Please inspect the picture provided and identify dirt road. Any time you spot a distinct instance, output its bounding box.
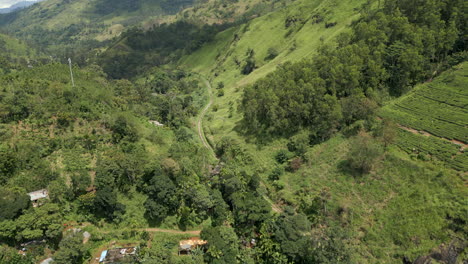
[197,77,215,154]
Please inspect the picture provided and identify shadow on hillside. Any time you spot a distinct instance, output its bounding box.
[337,160,363,178]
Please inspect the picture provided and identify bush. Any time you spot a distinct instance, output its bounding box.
[346,131,383,174]
[275,149,291,164]
[265,47,279,60]
[287,132,310,156]
[269,167,284,181]
[288,157,303,172]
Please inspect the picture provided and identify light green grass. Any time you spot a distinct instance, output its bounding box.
[0,33,41,59]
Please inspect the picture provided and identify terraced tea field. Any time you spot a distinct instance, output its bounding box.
[380,62,467,171]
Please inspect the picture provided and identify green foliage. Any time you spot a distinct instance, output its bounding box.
[287,131,310,156]
[201,226,240,264]
[274,149,291,164]
[110,115,140,143]
[0,0,199,62]
[268,167,284,181]
[241,0,465,140]
[232,192,271,236]
[341,92,378,126]
[242,48,256,75]
[0,145,17,184]
[101,22,230,78]
[273,209,312,262]
[346,131,384,174]
[242,60,342,138]
[307,224,351,264]
[209,189,230,227]
[0,203,63,244]
[53,231,89,264]
[394,130,467,171]
[0,187,29,221]
[0,245,34,264]
[265,47,279,60]
[143,170,179,222]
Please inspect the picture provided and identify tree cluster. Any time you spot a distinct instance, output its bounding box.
[241,0,466,139]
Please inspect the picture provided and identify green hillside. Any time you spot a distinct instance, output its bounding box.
[0,62,215,263]
[181,0,364,86]
[0,33,47,74]
[0,33,35,58]
[0,0,467,263]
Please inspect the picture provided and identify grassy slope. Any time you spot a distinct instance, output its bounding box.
[0,33,42,59]
[178,0,289,24]
[179,0,467,262]
[179,0,367,195]
[180,0,364,144]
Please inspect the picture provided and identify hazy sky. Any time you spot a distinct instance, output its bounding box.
[0,0,39,8]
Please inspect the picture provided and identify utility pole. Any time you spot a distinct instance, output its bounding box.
[68,58,75,87]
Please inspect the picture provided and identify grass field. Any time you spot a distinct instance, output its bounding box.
[380,62,468,171]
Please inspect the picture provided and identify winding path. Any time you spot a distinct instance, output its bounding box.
[197,77,216,156]
[195,76,283,213]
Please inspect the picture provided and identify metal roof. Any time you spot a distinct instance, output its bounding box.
[99,250,108,262]
[27,189,48,201]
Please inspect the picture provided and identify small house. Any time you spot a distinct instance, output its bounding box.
[149,120,164,127]
[27,189,48,207]
[178,238,207,255]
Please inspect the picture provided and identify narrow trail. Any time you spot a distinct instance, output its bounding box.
[140,228,200,235]
[397,124,467,150]
[197,77,216,156]
[95,227,201,235]
[196,75,283,213]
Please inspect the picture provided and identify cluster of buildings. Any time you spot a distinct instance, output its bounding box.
[25,189,209,263]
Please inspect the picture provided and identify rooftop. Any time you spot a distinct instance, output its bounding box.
[99,247,137,263]
[27,189,48,201]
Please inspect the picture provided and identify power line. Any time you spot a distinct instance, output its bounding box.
[68,58,75,87]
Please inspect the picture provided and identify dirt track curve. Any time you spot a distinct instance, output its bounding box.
[197,77,215,154]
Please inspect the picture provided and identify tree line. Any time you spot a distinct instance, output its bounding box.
[241,0,467,139]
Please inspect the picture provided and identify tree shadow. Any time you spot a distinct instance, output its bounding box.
[337,160,362,178]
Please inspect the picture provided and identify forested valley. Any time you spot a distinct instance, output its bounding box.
[0,0,466,263]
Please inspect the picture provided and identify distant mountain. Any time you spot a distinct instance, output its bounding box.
[0,0,43,14]
[0,0,196,59]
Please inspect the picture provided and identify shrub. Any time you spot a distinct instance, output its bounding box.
[288,157,303,172]
[275,149,291,164]
[265,47,279,60]
[346,131,383,174]
[269,167,284,181]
